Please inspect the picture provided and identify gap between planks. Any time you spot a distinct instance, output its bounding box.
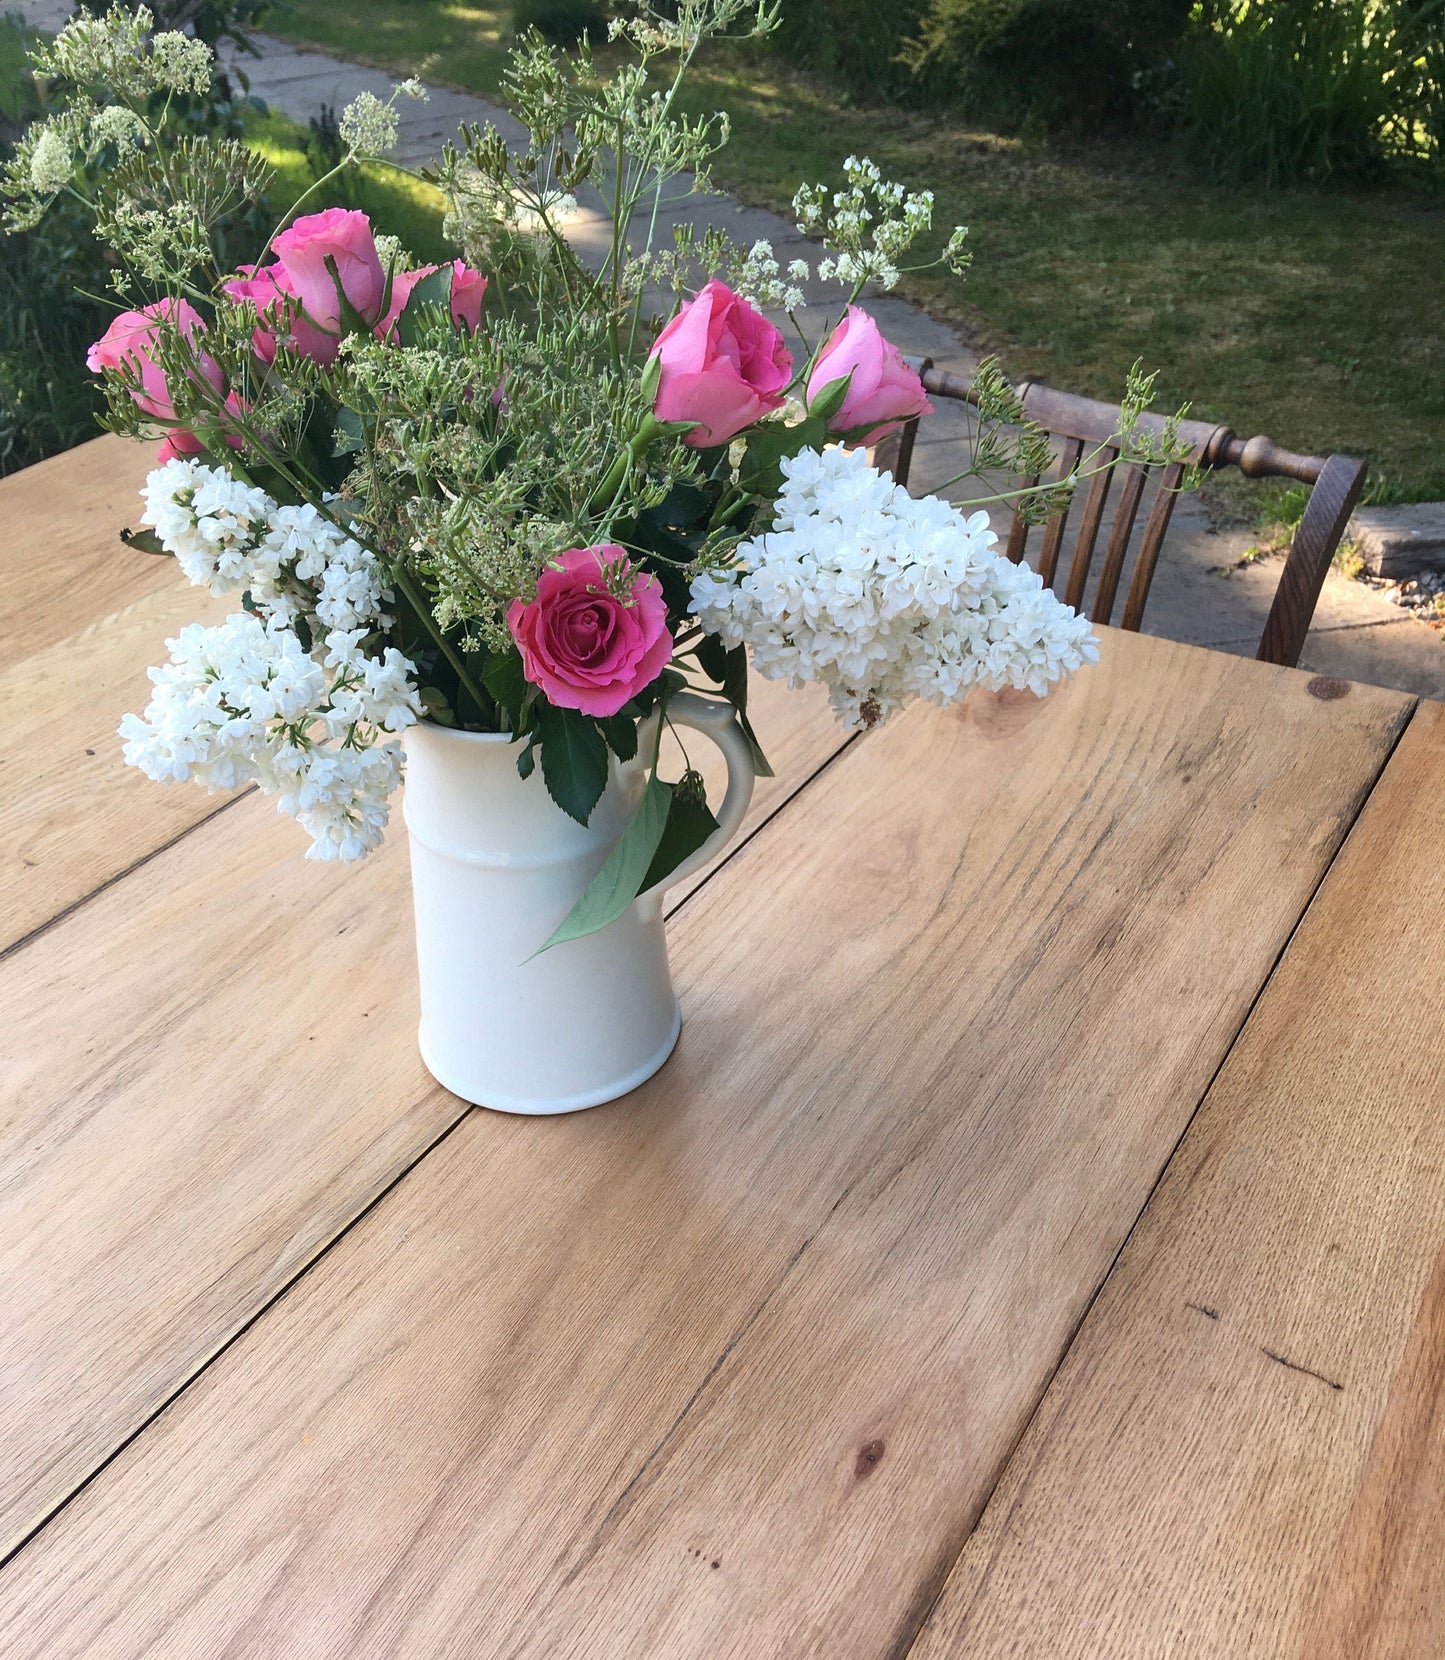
[889,692,1423,1660]
[0,722,860,1573]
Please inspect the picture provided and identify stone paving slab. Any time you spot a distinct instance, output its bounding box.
[13,0,1444,699]
[1348,502,1445,579]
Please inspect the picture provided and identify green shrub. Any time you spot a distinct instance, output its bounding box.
[770,0,930,103]
[1176,0,1445,188]
[510,0,607,47]
[0,2,276,473]
[901,0,1192,127]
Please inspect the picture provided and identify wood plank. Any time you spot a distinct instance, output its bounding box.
[0,634,1411,1657]
[0,579,234,954]
[909,699,1445,1660]
[0,435,169,658]
[0,672,846,1559]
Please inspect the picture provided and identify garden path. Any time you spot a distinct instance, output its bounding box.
[16,0,1445,697]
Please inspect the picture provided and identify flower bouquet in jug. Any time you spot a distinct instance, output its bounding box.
[4,2,1192,1108]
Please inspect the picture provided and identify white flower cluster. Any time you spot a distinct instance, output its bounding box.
[793,155,969,291]
[339,91,400,158]
[35,5,211,100]
[690,445,1099,730]
[122,461,422,861]
[139,458,392,634]
[730,239,808,311]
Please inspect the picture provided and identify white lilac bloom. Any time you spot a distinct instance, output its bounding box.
[689,444,1098,729]
[122,466,422,861]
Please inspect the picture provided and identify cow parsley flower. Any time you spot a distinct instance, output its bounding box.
[690,445,1098,729]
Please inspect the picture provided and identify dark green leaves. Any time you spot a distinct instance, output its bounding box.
[596,712,639,762]
[737,413,828,497]
[693,635,774,778]
[395,264,455,348]
[483,646,531,731]
[540,772,672,952]
[535,703,609,826]
[641,782,718,892]
[119,526,168,555]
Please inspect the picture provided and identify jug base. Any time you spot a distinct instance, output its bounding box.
[416,1001,682,1115]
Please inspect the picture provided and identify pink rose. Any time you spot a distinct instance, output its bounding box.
[86,298,223,423]
[269,208,386,364]
[649,280,792,448]
[448,261,488,335]
[375,259,489,340]
[806,306,932,445]
[222,262,337,365]
[155,392,248,463]
[507,545,673,718]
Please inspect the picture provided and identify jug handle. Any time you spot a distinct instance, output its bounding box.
[634,691,757,923]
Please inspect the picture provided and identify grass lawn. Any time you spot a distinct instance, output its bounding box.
[246,109,453,264]
[234,6,1445,503]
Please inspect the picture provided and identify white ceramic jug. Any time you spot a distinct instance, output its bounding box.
[402,693,756,1114]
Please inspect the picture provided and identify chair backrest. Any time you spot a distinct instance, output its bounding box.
[873,360,1366,669]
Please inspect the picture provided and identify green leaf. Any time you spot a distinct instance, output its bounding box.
[332,406,365,458]
[536,704,610,826]
[517,736,537,780]
[738,414,828,497]
[808,368,854,424]
[483,646,529,727]
[119,527,168,556]
[640,785,719,892]
[690,641,773,776]
[324,253,380,340]
[396,265,455,348]
[597,713,639,762]
[539,774,672,952]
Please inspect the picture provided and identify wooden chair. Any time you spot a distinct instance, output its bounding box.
[873,361,1366,668]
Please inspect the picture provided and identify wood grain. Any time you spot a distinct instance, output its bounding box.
[0,669,845,1560]
[0,435,167,658]
[0,632,1411,1658]
[0,578,234,955]
[912,699,1445,1660]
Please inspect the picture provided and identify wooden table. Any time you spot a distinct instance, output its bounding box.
[3,435,1444,1658]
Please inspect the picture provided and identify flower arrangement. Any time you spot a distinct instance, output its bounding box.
[4,1,1190,940]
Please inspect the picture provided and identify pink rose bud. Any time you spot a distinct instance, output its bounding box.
[447,260,488,335]
[807,306,933,446]
[375,259,489,341]
[86,298,223,424]
[270,207,387,364]
[649,280,792,448]
[507,545,673,718]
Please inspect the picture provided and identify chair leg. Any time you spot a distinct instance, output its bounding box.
[1256,454,1367,668]
[871,416,921,488]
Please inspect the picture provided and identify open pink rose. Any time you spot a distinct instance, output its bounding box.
[650,280,791,448]
[507,545,673,718]
[807,306,932,446]
[269,208,386,364]
[375,259,489,340]
[86,298,223,423]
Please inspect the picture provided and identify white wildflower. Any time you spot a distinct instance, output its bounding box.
[88,104,148,160]
[339,90,399,158]
[690,445,1098,730]
[148,30,212,95]
[27,124,74,195]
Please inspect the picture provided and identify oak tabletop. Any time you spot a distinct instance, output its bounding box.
[2,437,1442,1658]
